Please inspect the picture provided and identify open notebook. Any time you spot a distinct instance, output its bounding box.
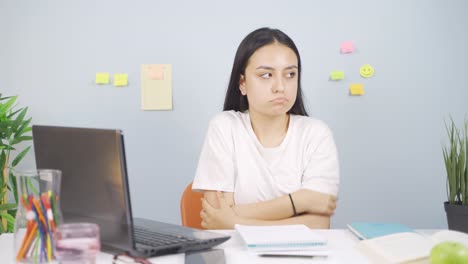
[356,230,468,264]
[235,224,329,256]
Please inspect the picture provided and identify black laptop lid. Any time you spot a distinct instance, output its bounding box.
[32,125,135,252]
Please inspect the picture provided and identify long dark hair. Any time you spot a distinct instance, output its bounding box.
[223,27,308,116]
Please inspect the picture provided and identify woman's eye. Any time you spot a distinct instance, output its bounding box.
[286,72,296,78]
[260,73,272,79]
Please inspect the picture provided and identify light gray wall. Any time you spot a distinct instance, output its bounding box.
[1,0,467,228]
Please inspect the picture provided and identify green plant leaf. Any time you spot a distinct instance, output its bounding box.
[9,136,33,146]
[10,107,27,133]
[0,203,17,211]
[0,212,15,232]
[14,118,32,138]
[0,95,13,101]
[0,120,13,131]
[9,170,18,204]
[0,96,17,115]
[6,108,22,120]
[12,146,31,167]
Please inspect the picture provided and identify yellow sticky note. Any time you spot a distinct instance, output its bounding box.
[360,64,374,78]
[95,73,110,84]
[141,64,172,110]
[350,84,364,95]
[330,71,345,80]
[114,74,128,87]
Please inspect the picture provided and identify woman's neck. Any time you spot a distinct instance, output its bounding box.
[248,111,290,148]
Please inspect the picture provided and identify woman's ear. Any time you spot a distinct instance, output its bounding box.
[239,75,247,96]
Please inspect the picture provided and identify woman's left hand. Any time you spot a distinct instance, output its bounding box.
[200,192,241,229]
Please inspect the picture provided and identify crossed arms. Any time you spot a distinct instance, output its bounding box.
[200,189,337,229]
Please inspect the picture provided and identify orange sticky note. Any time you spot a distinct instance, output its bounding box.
[147,65,166,80]
[340,41,355,54]
[350,84,364,95]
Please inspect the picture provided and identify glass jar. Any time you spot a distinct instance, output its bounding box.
[13,169,63,264]
[54,223,101,264]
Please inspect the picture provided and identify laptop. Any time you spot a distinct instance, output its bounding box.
[32,125,230,257]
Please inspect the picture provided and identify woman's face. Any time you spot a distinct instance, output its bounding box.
[239,42,298,117]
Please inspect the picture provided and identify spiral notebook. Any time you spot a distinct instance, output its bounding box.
[234,224,328,255]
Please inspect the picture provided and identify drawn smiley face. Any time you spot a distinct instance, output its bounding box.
[360,64,374,78]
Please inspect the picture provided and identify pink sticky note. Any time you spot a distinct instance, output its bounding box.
[340,41,355,54]
[148,65,166,80]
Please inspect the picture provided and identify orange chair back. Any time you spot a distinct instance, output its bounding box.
[180,182,203,229]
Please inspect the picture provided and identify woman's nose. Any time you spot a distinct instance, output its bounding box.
[272,77,286,93]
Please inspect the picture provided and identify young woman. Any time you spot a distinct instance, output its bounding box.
[192,28,339,229]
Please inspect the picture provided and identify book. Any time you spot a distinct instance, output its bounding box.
[356,230,468,264]
[234,224,328,255]
[347,222,414,240]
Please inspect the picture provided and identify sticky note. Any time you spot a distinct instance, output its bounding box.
[350,84,364,95]
[340,41,355,54]
[148,65,166,80]
[360,64,374,78]
[95,73,110,84]
[113,74,128,86]
[330,71,345,81]
[141,64,172,110]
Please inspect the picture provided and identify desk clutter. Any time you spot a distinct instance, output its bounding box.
[13,169,102,264]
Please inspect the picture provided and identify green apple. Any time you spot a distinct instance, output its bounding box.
[430,241,468,264]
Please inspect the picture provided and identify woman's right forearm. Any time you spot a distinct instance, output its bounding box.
[233,196,295,220]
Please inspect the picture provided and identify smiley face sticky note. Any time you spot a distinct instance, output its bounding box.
[147,65,166,80]
[330,71,345,81]
[360,64,374,78]
[350,84,364,96]
[340,41,355,54]
[95,73,110,84]
[113,74,128,87]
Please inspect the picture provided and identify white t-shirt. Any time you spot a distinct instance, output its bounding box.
[192,110,339,205]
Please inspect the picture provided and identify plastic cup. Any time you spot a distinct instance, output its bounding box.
[54,223,100,264]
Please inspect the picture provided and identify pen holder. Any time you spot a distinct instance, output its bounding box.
[13,169,63,264]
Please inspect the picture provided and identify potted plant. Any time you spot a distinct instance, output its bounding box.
[0,94,32,234]
[442,117,468,233]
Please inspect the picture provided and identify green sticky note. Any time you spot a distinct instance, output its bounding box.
[95,73,110,84]
[113,74,128,87]
[330,71,345,80]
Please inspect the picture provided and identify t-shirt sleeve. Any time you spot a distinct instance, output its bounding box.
[301,126,340,196]
[192,116,235,193]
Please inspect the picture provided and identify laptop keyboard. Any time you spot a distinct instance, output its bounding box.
[134,226,198,247]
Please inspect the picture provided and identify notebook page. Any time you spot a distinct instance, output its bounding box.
[363,232,432,263]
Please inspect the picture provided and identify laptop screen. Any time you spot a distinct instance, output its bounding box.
[32,125,135,252]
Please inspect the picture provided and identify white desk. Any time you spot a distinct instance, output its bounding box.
[0,229,371,264]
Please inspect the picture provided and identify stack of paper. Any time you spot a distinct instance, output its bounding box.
[234,224,329,257]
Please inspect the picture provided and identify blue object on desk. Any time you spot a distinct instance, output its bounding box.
[347,222,415,240]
